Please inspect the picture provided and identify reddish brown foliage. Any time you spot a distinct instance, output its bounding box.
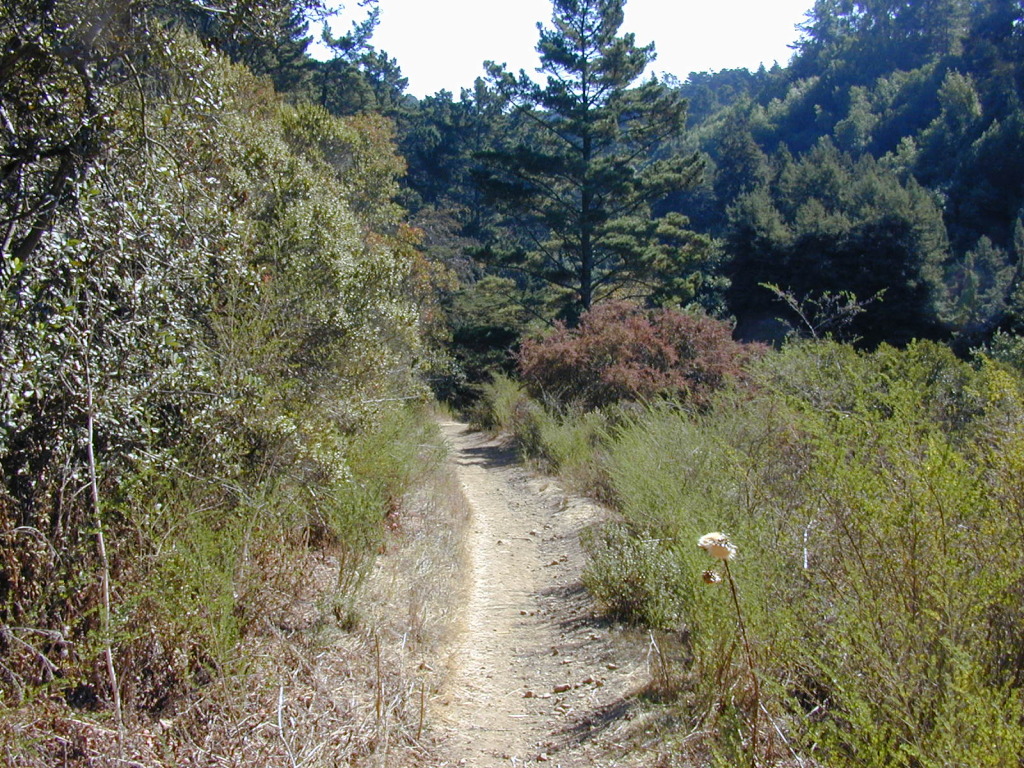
[518,301,761,409]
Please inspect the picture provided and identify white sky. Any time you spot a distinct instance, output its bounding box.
[354,0,814,98]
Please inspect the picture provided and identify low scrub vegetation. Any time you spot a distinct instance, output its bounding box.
[481,334,1024,767]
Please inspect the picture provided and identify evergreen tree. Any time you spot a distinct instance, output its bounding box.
[727,139,950,345]
[794,0,972,79]
[311,3,411,116]
[476,0,705,321]
[939,235,1016,345]
[710,107,772,212]
[236,5,315,93]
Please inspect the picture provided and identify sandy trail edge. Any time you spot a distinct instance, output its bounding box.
[431,421,648,767]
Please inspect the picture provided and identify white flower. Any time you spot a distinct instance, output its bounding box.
[698,531,737,561]
[702,569,723,585]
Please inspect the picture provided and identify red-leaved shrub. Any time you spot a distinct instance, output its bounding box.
[518,301,761,409]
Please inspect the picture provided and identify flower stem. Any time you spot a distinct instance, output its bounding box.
[724,559,760,767]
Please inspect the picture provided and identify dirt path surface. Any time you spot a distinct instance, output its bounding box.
[432,421,648,767]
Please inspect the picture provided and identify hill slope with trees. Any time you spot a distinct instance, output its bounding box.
[395,0,1024,391]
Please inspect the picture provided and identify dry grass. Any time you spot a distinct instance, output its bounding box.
[0,426,472,768]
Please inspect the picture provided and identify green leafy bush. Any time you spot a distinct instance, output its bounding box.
[472,374,613,494]
[581,523,687,630]
[470,373,532,433]
[530,406,612,495]
[0,26,429,720]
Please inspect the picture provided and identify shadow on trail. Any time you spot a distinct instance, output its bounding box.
[559,696,637,747]
[539,582,620,633]
[448,427,520,470]
[539,582,598,626]
[538,580,649,755]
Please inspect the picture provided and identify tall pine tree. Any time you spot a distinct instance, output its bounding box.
[477,0,705,321]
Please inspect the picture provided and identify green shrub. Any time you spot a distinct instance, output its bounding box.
[0,28,428,718]
[581,523,688,630]
[471,373,531,432]
[532,338,1024,766]
[532,405,611,495]
[982,329,1024,373]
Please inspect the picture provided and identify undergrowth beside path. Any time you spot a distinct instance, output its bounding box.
[1,408,465,767]
[475,338,1024,767]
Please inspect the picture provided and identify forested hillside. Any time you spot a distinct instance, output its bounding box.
[4,0,1024,764]
[397,0,1024,392]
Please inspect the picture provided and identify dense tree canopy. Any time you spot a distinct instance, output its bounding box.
[652,0,1024,348]
[726,139,950,345]
[381,0,1024,393]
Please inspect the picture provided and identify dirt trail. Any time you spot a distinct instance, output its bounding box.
[433,421,648,767]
